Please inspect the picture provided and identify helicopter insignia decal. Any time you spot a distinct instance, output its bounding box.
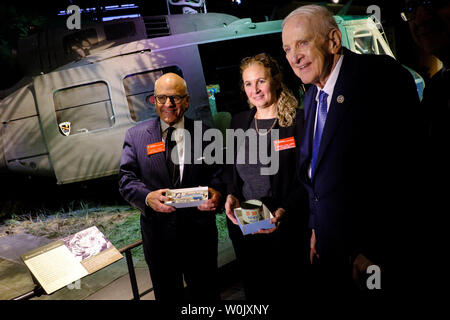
[59,122,71,136]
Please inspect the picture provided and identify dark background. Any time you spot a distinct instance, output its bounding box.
[0,0,428,88]
[0,0,434,219]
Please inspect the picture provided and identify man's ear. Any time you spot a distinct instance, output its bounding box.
[328,28,342,54]
[184,94,190,111]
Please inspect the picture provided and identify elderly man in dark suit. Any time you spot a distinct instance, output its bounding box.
[282,5,422,293]
[118,72,222,301]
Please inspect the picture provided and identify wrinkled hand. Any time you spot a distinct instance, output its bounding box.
[254,207,285,234]
[352,253,374,290]
[225,194,240,225]
[198,188,221,211]
[145,189,176,213]
[310,229,319,264]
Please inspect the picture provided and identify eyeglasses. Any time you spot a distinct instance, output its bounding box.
[154,94,187,104]
[401,0,449,22]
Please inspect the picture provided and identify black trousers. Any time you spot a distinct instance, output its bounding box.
[140,210,219,301]
[227,218,309,301]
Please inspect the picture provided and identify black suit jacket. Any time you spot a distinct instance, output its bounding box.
[299,48,421,267]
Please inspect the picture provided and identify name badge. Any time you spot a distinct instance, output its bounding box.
[274,137,296,151]
[147,141,165,155]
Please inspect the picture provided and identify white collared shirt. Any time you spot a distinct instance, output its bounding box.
[308,55,344,179]
[161,117,185,182]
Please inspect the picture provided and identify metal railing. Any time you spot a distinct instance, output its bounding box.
[119,239,154,300]
[13,239,150,300]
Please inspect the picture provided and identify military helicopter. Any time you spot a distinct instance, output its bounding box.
[0,3,424,185]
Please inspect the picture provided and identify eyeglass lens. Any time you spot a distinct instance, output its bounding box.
[155,95,184,103]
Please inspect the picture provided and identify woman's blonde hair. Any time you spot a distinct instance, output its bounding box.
[240,53,298,127]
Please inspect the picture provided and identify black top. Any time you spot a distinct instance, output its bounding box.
[224,107,308,215]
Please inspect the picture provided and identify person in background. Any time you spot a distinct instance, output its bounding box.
[402,0,449,162]
[282,4,422,294]
[118,73,222,301]
[402,0,450,293]
[224,53,309,300]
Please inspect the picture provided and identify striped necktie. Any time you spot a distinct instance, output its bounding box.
[166,127,180,187]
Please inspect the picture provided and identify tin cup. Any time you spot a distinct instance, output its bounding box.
[240,200,263,224]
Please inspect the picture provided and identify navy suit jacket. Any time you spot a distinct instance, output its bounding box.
[118,116,222,218]
[118,116,223,300]
[299,48,421,266]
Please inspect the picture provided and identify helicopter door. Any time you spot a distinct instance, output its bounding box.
[33,59,129,184]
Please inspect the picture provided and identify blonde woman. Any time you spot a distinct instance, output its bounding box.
[223,53,309,300]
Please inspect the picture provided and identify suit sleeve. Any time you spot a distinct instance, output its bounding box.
[118,129,152,215]
[280,111,310,228]
[201,123,226,206]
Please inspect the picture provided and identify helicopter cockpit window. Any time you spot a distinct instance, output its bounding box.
[354,31,376,55]
[123,66,183,122]
[376,38,386,55]
[53,81,114,136]
[198,33,299,117]
[104,22,136,41]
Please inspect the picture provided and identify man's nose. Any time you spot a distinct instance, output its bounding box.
[288,48,303,65]
[164,97,176,106]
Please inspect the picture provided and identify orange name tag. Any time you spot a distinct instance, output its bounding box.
[147,141,165,155]
[274,137,296,151]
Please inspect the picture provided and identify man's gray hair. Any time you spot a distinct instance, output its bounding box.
[282,4,338,38]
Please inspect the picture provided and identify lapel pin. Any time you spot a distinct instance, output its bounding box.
[337,95,345,103]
